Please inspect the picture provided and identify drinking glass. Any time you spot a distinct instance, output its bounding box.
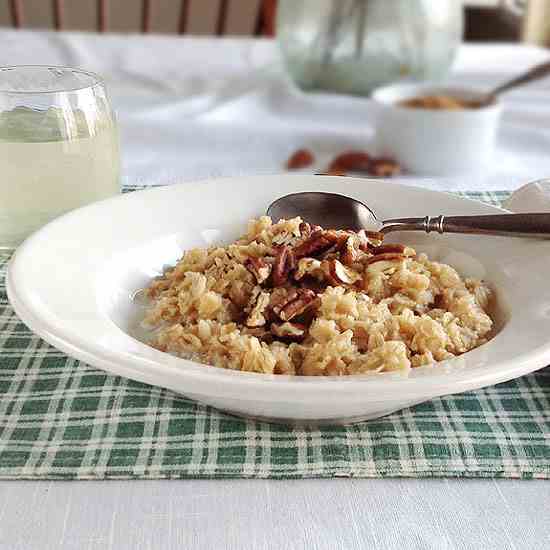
[0,66,120,249]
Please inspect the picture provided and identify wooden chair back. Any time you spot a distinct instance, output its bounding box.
[2,0,276,36]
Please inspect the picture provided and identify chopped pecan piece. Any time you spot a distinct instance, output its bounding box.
[280,299,317,321]
[298,277,327,294]
[293,231,339,259]
[364,252,407,266]
[364,253,407,274]
[277,289,318,321]
[324,230,350,248]
[294,257,323,281]
[299,221,311,239]
[286,248,296,271]
[272,230,300,247]
[324,259,362,286]
[341,235,362,266]
[271,322,306,341]
[357,229,384,251]
[245,257,272,284]
[245,291,271,327]
[368,157,401,177]
[243,326,273,343]
[317,244,341,261]
[358,229,385,242]
[272,246,295,286]
[370,243,416,256]
[270,287,298,315]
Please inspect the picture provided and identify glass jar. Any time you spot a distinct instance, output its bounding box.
[276,0,463,95]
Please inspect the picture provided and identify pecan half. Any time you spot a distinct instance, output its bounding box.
[324,259,362,286]
[286,148,314,170]
[272,246,294,286]
[245,291,271,327]
[368,157,401,177]
[271,322,306,341]
[328,151,371,173]
[245,257,272,284]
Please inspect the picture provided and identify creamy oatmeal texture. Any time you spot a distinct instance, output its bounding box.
[143,217,493,376]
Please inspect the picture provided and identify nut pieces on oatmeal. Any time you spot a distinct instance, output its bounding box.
[144,216,494,376]
[245,257,272,284]
[271,322,307,341]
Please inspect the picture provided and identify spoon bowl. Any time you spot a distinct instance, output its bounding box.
[267,191,377,231]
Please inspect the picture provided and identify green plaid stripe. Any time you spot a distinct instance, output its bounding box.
[0,190,548,480]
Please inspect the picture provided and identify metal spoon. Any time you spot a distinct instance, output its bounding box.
[267,191,550,238]
[484,59,550,104]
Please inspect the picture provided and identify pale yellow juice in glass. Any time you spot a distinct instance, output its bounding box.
[0,106,120,248]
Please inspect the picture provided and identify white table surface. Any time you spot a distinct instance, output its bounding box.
[1,30,549,550]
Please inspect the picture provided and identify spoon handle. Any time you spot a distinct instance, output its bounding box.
[381,213,550,238]
[489,60,550,98]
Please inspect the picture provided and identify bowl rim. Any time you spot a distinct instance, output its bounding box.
[371,82,502,114]
[7,175,550,401]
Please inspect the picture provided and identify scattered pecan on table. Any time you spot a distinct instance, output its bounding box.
[325,150,401,177]
[286,148,314,170]
[328,151,371,173]
[286,147,402,177]
[368,157,401,177]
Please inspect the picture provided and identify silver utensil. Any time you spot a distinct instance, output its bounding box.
[267,191,550,238]
[484,59,550,103]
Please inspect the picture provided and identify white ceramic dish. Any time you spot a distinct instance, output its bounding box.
[372,83,502,175]
[502,178,550,213]
[7,175,550,424]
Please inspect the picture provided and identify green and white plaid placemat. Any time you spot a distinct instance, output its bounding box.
[0,190,548,480]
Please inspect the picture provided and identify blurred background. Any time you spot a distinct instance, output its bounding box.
[0,0,547,45]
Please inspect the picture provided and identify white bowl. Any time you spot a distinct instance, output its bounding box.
[7,175,550,424]
[372,83,502,175]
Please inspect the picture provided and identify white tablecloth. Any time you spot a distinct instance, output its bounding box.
[3,29,550,191]
[1,29,549,550]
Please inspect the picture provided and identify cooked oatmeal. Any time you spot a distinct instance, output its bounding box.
[398,95,484,110]
[143,217,493,376]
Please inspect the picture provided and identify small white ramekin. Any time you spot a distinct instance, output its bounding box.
[372,83,502,176]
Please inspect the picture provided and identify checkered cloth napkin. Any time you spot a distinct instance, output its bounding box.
[0,190,548,480]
